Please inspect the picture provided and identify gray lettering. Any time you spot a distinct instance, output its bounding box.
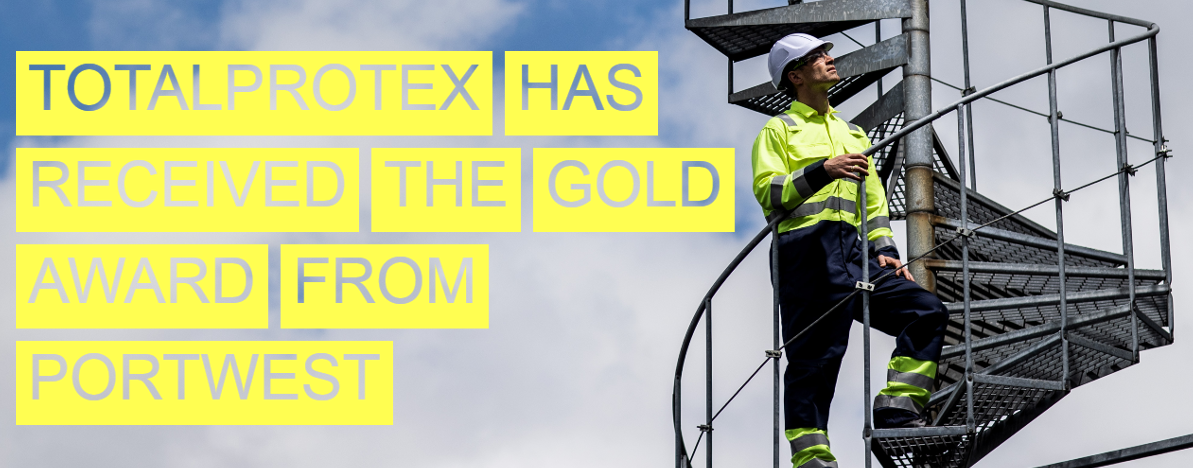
[548,160,589,207]
[270,64,309,110]
[170,257,209,303]
[384,161,420,206]
[343,354,380,400]
[304,353,339,401]
[597,160,639,208]
[73,353,115,401]
[402,64,435,110]
[125,257,165,303]
[336,257,374,303]
[164,161,198,207]
[227,64,262,110]
[263,354,297,400]
[429,257,472,303]
[297,258,328,303]
[306,161,344,207]
[77,161,112,207]
[426,161,462,207]
[379,257,420,304]
[29,258,69,303]
[264,161,299,207]
[118,160,157,207]
[122,354,161,400]
[360,64,396,110]
[646,161,675,207]
[682,161,720,207]
[313,64,355,111]
[33,354,67,399]
[32,161,70,207]
[471,161,505,207]
[215,258,253,303]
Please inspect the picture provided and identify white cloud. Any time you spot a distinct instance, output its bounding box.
[7,0,1193,467]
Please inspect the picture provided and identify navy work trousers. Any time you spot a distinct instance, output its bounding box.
[773,221,948,431]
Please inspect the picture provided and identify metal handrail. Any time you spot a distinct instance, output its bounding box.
[673,2,1164,467]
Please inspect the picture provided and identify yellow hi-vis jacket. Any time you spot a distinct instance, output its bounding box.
[751,100,897,255]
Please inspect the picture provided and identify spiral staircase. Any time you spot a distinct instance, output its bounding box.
[673,1,1177,467]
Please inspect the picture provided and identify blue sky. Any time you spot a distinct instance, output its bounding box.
[4,1,1193,467]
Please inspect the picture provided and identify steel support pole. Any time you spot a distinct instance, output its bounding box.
[876,21,883,98]
[771,226,781,468]
[1147,36,1173,337]
[859,173,873,468]
[956,104,975,431]
[903,0,935,292]
[705,297,713,468]
[1044,6,1071,388]
[1108,22,1139,360]
[960,0,977,191]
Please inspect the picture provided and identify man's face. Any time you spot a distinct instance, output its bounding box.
[787,46,839,92]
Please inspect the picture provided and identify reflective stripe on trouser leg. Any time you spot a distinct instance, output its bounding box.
[786,428,836,468]
[873,394,924,415]
[877,356,937,410]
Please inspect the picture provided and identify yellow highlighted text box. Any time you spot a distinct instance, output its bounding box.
[504,51,657,136]
[281,244,489,328]
[16,147,359,232]
[371,148,521,232]
[17,244,268,329]
[17,51,492,136]
[533,148,735,232]
[16,341,393,425]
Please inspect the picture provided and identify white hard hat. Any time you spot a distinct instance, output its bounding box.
[768,33,834,89]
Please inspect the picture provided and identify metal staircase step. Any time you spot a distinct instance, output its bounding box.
[728,34,907,115]
[929,260,1164,304]
[686,0,911,61]
[932,217,1127,266]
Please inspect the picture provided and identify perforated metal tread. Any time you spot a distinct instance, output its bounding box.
[873,172,1173,468]
[685,0,911,61]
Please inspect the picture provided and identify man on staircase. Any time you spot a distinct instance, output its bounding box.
[752,33,949,468]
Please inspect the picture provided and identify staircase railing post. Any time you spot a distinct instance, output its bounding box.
[955,105,975,433]
[1108,21,1139,361]
[903,0,936,292]
[705,297,713,468]
[771,225,781,468]
[1147,35,1173,338]
[859,171,873,468]
[1044,5,1071,389]
[960,0,978,191]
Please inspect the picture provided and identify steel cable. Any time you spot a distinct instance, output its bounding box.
[687,149,1167,448]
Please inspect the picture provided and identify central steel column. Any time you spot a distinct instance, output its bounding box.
[902,0,935,291]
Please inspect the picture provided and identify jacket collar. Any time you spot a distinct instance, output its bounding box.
[788,99,838,119]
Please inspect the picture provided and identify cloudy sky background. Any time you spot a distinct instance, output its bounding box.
[1,0,1191,466]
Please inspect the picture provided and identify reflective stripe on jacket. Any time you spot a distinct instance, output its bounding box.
[751,100,897,255]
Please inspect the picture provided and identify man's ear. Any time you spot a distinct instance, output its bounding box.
[786,69,802,89]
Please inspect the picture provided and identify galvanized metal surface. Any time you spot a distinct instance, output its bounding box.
[674,1,1174,467]
[1035,433,1193,468]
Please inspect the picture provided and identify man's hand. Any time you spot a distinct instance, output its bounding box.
[878,255,915,283]
[823,153,869,181]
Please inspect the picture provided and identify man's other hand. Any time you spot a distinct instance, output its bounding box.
[823,153,869,181]
[878,255,915,283]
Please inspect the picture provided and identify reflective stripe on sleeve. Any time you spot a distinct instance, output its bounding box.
[790,433,830,453]
[867,216,891,231]
[777,113,799,128]
[887,369,936,391]
[790,196,857,218]
[847,122,862,133]
[874,394,924,414]
[799,459,839,468]
[770,175,787,211]
[873,236,896,250]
